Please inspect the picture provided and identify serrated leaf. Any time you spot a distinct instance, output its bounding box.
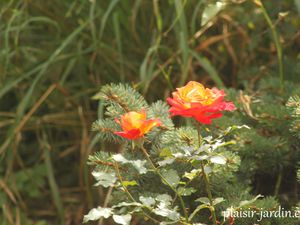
[210,155,227,165]
[92,171,117,188]
[161,169,180,187]
[113,214,132,225]
[83,207,113,223]
[139,196,156,207]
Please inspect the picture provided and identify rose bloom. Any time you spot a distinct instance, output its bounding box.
[167,81,236,124]
[114,111,161,140]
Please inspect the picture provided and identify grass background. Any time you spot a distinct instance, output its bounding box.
[0,0,300,224]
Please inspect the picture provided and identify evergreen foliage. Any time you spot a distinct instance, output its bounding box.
[87,82,300,225]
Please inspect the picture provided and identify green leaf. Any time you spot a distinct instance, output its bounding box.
[177,187,197,196]
[196,197,210,205]
[184,169,201,181]
[161,169,180,187]
[159,148,172,157]
[201,1,225,26]
[92,171,117,188]
[122,180,138,187]
[139,196,156,207]
[213,197,225,205]
[83,207,113,223]
[112,214,132,225]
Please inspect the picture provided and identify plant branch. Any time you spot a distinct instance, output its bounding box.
[114,163,160,224]
[196,124,217,225]
[140,145,189,222]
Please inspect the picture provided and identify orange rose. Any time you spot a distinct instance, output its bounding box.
[114,111,161,140]
[167,81,236,124]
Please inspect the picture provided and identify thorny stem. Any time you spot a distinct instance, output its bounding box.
[140,145,189,222]
[114,163,160,224]
[196,124,217,225]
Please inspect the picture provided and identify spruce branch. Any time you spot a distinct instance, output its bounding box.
[93,83,148,117]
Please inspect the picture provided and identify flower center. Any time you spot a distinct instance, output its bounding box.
[179,84,215,105]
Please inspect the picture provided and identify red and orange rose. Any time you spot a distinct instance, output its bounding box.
[167,81,236,124]
[114,111,161,140]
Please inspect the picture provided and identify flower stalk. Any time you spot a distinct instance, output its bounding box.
[196,124,217,225]
[140,145,189,222]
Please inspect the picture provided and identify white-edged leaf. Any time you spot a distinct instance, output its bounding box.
[112,154,128,163]
[112,154,147,174]
[139,196,156,207]
[83,207,113,223]
[131,160,147,174]
[156,194,172,206]
[113,214,132,225]
[153,204,180,221]
[158,158,175,166]
[113,202,142,208]
[92,171,117,188]
[210,155,227,165]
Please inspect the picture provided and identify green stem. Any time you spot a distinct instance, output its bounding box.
[196,124,217,225]
[114,163,160,224]
[200,162,217,225]
[257,0,284,92]
[140,146,189,222]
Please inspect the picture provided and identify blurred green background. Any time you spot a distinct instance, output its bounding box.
[0,0,300,224]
